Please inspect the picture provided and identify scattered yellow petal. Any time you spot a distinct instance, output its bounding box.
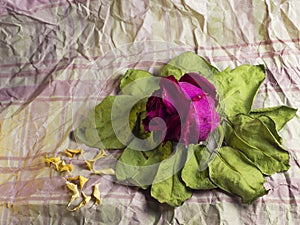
[93,168,115,175]
[57,161,73,173]
[44,155,72,173]
[6,202,12,209]
[66,176,79,182]
[92,183,101,206]
[85,149,108,172]
[67,176,89,190]
[85,160,95,171]
[78,176,89,190]
[82,192,91,204]
[65,148,83,158]
[66,181,80,207]
[93,149,107,161]
[44,155,61,166]
[68,192,91,211]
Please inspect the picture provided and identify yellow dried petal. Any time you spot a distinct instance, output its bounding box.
[65,148,83,158]
[69,192,91,211]
[82,192,91,204]
[66,181,80,207]
[65,152,73,158]
[85,149,107,173]
[78,176,88,190]
[66,176,79,181]
[93,168,115,175]
[79,176,88,190]
[57,161,73,173]
[44,155,61,166]
[85,160,94,171]
[66,175,88,190]
[93,149,107,161]
[92,183,101,205]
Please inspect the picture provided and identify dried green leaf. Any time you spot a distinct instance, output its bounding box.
[214,65,265,118]
[161,51,219,80]
[250,106,297,131]
[209,146,267,203]
[74,95,148,149]
[115,142,172,189]
[181,144,216,190]
[151,144,192,207]
[120,69,159,96]
[225,114,290,175]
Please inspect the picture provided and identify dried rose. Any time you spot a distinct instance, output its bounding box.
[143,73,220,145]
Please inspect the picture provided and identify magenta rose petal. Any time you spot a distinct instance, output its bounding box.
[179,80,220,141]
[143,73,220,145]
[180,73,218,105]
[181,104,201,144]
[178,81,205,100]
[205,96,221,131]
[146,96,165,118]
[160,76,190,115]
[179,81,213,141]
[165,114,181,142]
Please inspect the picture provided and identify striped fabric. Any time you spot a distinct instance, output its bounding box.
[0,0,300,224]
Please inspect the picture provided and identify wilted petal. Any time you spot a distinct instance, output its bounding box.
[65,148,83,158]
[94,168,115,175]
[180,73,217,103]
[164,114,181,142]
[160,76,189,115]
[92,183,101,205]
[178,81,205,100]
[145,96,165,118]
[206,96,221,131]
[66,176,89,190]
[66,181,80,207]
[180,80,220,141]
[93,149,107,161]
[44,155,61,166]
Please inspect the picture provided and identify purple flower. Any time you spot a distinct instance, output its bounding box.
[143,73,220,145]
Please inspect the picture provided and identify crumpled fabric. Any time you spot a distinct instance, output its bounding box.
[0,0,300,224]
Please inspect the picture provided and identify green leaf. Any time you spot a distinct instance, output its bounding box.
[252,115,283,143]
[225,114,290,175]
[74,109,104,148]
[250,106,297,131]
[94,96,130,149]
[120,69,160,96]
[181,144,216,190]
[209,146,267,203]
[214,65,265,118]
[129,98,150,139]
[151,144,192,207]
[74,95,147,149]
[116,142,173,189]
[161,52,219,80]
